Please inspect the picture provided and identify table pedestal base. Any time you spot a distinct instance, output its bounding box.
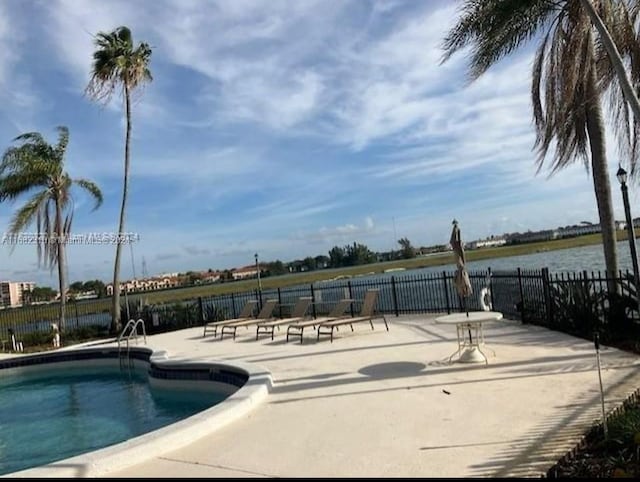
[436,312,503,367]
[458,347,487,363]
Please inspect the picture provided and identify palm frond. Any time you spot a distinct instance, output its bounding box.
[74,178,103,210]
[597,0,640,181]
[0,173,49,202]
[54,126,69,163]
[442,0,557,80]
[85,25,152,104]
[12,131,45,145]
[8,189,49,234]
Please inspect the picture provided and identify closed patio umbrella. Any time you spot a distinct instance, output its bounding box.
[450,219,473,314]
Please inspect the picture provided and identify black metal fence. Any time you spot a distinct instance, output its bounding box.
[2,268,639,347]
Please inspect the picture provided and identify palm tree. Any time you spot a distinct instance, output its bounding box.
[442,0,640,289]
[0,126,103,331]
[580,0,640,126]
[86,26,152,333]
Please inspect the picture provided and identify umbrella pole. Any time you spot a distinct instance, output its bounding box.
[463,296,472,343]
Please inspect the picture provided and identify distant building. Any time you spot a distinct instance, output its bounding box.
[106,275,180,296]
[504,220,629,245]
[0,281,35,307]
[508,229,558,244]
[201,272,221,284]
[232,265,260,280]
[557,222,601,238]
[468,238,507,249]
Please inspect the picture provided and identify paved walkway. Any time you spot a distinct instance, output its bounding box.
[102,315,640,478]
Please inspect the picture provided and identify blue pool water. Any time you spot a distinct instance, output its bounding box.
[0,366,226,475]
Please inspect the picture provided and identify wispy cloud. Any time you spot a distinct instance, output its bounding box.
[0,0,631,286]
[291,216,377,244]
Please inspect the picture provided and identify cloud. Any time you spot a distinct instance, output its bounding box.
[291,217,377,244]
[183,246,210,256]
[0,0,633,285]
[155,252,181,261]
[11,269,38,277]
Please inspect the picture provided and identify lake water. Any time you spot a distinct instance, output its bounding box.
[6,240,636,337]
[374,240,638,279]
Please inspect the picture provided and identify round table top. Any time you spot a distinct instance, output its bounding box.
[435,311,503,324]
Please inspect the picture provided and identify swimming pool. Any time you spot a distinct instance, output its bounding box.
[0,347,271,477]
[0,365,225,475]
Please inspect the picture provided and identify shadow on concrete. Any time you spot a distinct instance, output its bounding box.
[276,372,350,384]
[22,462,90,478]
[266,350,640,477]
[463,368,640,477]
[248,339,432,364]
[268,351,633,401]
[359,362,426,378]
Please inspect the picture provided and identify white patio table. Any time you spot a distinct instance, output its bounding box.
[435,311,503,365]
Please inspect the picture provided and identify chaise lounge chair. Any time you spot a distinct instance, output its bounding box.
[203,299,258,338]
[316,289,388,342]
[220,299,279,340]
[255,297,313,340]
[286,298,354,343]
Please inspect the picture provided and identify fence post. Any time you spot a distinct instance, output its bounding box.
[347,281,354,317]
[391,276,399,317]
[310,284,317,319]
[488,267,495,311]
[197,297,204,323]
[517,268,526,323]
[231,292,237,318]
[542,267,553,326]
[278,287,283,318]
[443,271,451,314]
[255,288,263,311]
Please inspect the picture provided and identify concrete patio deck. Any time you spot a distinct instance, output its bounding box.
[107,314,640,478]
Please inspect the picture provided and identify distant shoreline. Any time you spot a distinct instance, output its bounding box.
[121,230,632,304]
[1,230,632,321]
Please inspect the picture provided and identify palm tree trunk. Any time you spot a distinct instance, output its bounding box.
[585,63,619,292]
[111,83,132,334]
[580,0,640,124]
[55,196,67,332]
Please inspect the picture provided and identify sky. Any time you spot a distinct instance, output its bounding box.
[0,0,639,287]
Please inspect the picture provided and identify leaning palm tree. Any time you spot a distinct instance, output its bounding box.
[442,0,640,289]
[86,26,152,333]
[0,126,103,331]
[580,0,640,129]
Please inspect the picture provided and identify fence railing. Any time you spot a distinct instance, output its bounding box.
[2,268,639,346]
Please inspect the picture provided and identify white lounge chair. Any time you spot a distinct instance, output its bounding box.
[203,299,258,338]
[255,297,313,340]
[286,298,354,343]
[220,299,279,340]
[316,289,388,342]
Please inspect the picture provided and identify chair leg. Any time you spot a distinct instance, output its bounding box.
[300,327,304,344]
[350,324,354,332]
[369,319,374,330]
[383,316,389,331]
